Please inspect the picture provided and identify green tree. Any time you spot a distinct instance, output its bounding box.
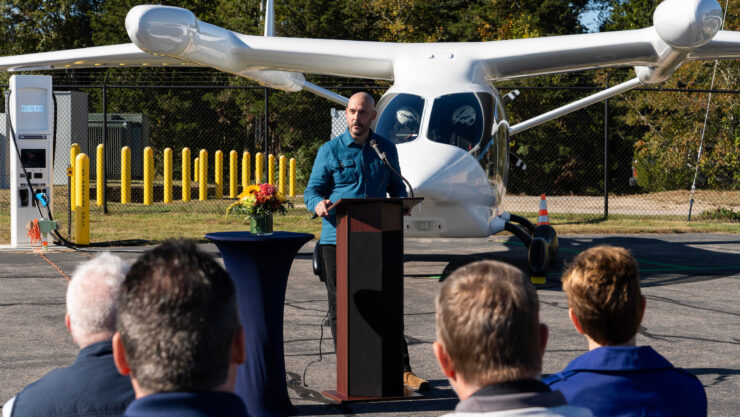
[602,0,739,191]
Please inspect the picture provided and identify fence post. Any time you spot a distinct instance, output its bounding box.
[229,150,238,198]
[278,155,286,195]
[75,153,90,245]
[182,147,191,202]
[70,143,80,211]
[121,146,131,204]
[144,147,154,205]
[604,97,609,220]
[96,144,104,206]
[268,153,276,185]
[164,148,173,203]
[199,149,208,201]
[255,152,263,184]
[289,157,296,197]
[215,150,223,199]
[242,151,251,191]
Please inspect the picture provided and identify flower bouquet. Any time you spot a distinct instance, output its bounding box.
[226,183,293,235]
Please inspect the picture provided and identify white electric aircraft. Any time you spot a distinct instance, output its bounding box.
[1,0,739,273]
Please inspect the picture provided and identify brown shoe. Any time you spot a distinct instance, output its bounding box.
[403,371,431,391]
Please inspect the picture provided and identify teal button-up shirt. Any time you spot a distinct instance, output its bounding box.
[304,129,407,244]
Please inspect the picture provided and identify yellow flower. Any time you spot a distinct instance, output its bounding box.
[239,185,261,201]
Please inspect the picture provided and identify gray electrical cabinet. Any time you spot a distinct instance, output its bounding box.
[88,114,150,180]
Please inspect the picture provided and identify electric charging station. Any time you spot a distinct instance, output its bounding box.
[9,75,54,247]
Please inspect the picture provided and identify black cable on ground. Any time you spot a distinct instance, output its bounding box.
[302,309,330,387]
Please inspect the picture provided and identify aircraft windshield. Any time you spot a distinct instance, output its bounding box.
[375,93,425,144]
[427,92,492,152]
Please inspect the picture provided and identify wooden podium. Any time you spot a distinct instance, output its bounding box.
[322,197,423,403]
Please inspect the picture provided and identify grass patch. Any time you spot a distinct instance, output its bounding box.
[1,208,737,246]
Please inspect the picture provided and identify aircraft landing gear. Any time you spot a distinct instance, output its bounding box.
[501,213,558,285]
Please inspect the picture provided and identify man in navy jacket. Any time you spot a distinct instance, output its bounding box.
[112,240,247,417]
[5,253,135,417]
[544,246,706,416]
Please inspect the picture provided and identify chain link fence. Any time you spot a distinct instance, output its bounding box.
[1,73,738,244]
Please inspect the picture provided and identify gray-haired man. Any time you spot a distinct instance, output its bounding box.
[4,253,135,417]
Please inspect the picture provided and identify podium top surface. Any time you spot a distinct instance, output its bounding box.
[329,197,423,212]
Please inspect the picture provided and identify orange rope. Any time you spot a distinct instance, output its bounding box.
[26,218,72,282]
[38,252,71,281]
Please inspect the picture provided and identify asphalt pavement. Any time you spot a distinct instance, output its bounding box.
[1,233,738,416]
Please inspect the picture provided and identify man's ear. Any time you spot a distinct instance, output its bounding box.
[112,332,131,376]
[65,313,72,335]
[539,323,549,358]
[370,110,377,121]
[232,326,246,365]
[433,341,455,380]
[568,308,585,335]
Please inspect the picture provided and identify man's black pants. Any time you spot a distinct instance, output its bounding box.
[321,244,412,372]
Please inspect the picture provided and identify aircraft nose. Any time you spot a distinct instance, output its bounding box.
[397,140,494,206]
[126,5,197,56]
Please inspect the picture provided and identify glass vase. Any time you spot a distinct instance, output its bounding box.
[250,213,273,236]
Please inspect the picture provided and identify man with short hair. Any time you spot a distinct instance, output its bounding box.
[4,253,135,417]
[434,260,592,416]
[305,91,429,390]
[544,245,707,416]
[112,239,247,417]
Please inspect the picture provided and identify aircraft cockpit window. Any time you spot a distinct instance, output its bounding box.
[374,93,425,144]
[427,93,492,152]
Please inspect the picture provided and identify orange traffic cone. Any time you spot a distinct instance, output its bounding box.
[537,194,550,226]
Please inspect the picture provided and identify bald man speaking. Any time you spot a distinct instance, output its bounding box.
[304,92,428,391]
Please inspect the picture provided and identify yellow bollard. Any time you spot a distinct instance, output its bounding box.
[194,157,200,182]
[75,153,90,245]
[242,151,251,191]
[268,154,276,185]
[199,149,208,201]
[70,143,80,211]
[121,146,131,204]
[255,152,263,184]
[182,147,191,202]
[143,147,154,205]
[96,144,104,206]
[289,157,296,197]
[215,150,223,199]
[278,155,286,195]
[229,150,238,198]
[164,148,173,203]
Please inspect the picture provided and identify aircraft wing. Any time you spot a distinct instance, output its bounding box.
[476,28,664,81]
[0,44,193,72]
[688,31,740,60]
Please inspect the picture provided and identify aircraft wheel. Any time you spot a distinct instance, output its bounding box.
[528,237,549,285]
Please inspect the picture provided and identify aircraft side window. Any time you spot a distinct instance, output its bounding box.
[375,93,425,144]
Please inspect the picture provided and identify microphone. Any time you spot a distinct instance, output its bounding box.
[368,139,415,199]
[369,139,386,161]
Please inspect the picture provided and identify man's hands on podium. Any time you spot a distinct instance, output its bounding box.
[314,198,412,217]
[315,199,332,217]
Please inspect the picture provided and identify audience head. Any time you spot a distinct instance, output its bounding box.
[66,252,129,348]
[562,245,644,346]
[434,260,546,397]
[113,240,244,396]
